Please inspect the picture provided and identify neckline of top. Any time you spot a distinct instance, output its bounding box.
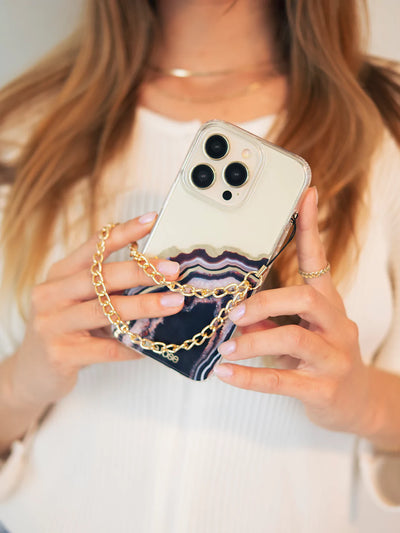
[136,106,277,135]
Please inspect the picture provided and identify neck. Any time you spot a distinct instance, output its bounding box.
[141,0,287,123]
[152,0,277,72]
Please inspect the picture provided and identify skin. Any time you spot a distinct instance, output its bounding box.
[214,189,400,451]
[0,0,289,454]
[145,0,400,452]
[215,188,373,436]
[0,213,184,453]
[2,0,400,455]
[140,0,288,122]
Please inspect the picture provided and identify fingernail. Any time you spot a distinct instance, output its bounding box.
[313,186,318,206]
[157,260,179,276]
[160,293,185,307]
[214,364,233,378]
[138,211,157,224]
[229,304,245,323]
[218,340,236,356]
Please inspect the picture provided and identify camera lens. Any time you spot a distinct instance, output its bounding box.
[224,162,248,187]
[190,164,215,189]
[204,135,229,159]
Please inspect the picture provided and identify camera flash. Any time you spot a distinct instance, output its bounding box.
[242,148,251,159]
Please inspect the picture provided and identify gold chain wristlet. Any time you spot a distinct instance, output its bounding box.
[91,216,297,363]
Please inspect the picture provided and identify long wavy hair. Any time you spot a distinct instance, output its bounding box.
[0,0,399,315]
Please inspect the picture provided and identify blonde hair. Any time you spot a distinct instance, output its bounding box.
[0,0,399,314]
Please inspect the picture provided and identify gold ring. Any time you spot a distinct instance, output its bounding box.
[298,262,331,279]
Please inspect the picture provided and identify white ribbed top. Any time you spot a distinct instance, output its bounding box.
[1,107,400,533]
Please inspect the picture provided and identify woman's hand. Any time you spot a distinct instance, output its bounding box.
[6,212,184,411]
[215,188,374,437]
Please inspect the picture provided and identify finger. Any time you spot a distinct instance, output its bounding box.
[67,337,144,369]
[296,188,335,294]
[47,212,158,281]
[40,258,180,309]
[218,324,335,369]
[46,292,185,334]
[236,318,279,336]
[228,285,343,333]
[213,363,314,400]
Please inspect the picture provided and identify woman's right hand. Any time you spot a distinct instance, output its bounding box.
[6,212,184,411]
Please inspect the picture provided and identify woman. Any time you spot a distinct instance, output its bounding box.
[0,0,400,531]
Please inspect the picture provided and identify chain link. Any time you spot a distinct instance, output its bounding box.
[91,224,268,363]
[129,244,268,297]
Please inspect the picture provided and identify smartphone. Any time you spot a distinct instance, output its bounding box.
[113,120,311,381]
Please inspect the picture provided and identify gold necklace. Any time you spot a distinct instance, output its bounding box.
[145,61,281,104]
[148,60,280,78]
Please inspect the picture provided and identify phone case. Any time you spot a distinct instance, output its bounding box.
[113,120,311,381]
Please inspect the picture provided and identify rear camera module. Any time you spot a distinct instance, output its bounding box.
[224,162,248,187]
[190,164,215,189]
[204,134,229,159]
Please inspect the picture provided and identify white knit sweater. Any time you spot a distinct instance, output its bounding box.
[0,108,400,533]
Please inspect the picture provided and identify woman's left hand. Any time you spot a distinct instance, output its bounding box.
[215,187,373,436]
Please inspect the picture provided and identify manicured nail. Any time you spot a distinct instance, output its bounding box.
[214,364,233,378]
[313,186,318,206]
[157,260,179,276]
[229,304,246,323]
[218,340,236,356]
[138,211,157,224]
[160,293,185,307]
